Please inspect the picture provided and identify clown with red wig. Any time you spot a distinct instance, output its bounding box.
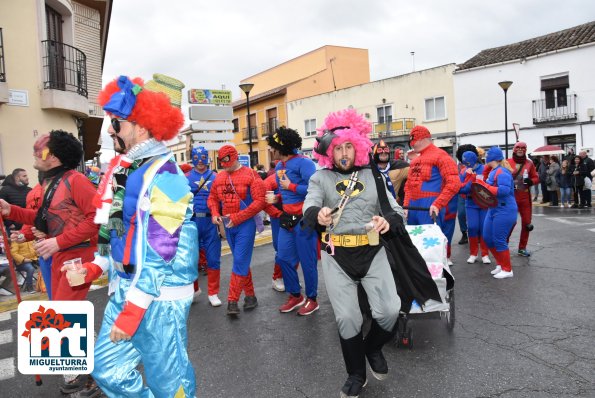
[207,145,266,316]
[404,125,460,264]
[303,108,404,398]
[63,74,199,397]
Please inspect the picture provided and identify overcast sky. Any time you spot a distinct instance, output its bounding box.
[99,0,595,150]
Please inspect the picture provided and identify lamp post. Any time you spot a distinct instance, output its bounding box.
[498,80,513,159]
[239,83,255,165]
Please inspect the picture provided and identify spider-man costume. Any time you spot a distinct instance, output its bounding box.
[207,163,265,303]
[404,137,460,259]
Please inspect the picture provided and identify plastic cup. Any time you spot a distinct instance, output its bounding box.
[365,222,380,246]
[221,216,231,228]
[65,258,85,286]
[265,190,276,204]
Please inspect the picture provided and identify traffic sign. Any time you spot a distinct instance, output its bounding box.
[192,142,233,151]
[238,154,250,168]
[189,105,233,121]
[190,121,234,131]
[191,132,234,141]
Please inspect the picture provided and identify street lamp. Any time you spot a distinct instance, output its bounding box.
[498,80,513,159]
[239,82,255,165]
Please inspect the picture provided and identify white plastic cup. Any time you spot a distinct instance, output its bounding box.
[265,190,276,204]
[365,222,380,246]
[221,216,231,228]
[65,258,85,286]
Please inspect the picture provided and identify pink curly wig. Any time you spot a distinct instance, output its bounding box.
[98,77,184,141]
[313,108,373,168]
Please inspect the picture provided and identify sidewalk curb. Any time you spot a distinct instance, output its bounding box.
[0,236,273,313]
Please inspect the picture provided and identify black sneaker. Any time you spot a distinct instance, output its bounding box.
[60,374,92,394]
[227,301,240,316]
[458,232,468,245]
[366,350,388,380]
[340,375,368,398]
[243,296,258,310]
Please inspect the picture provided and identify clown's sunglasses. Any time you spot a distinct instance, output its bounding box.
[110,118,131,134]
[376,147,390,153]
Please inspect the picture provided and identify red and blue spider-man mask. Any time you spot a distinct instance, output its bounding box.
[191,147,209,166]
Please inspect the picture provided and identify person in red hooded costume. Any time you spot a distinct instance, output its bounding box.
[506,142,539,257]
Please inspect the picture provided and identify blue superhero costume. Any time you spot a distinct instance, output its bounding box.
[482,164,517,272]
[187,147,221,297]
[275,156,318,299]
[459,151,489,258]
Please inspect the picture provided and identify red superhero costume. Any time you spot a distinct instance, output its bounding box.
[506,142,539,256]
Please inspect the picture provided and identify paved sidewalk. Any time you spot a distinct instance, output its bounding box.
[0,227,273,313]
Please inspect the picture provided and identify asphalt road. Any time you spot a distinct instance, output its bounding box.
[1,205,594,397]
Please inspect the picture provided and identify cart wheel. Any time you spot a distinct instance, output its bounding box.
[446,290,455,332]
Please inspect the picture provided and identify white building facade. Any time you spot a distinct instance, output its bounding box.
[454,22,595,158]
[287,64,457,157]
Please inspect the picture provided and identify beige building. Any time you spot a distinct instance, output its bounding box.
[231,45,370,166]
[0,0,111,175]
[287,64,458,156]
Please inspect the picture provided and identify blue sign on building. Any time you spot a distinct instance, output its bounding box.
[238,154,250,168]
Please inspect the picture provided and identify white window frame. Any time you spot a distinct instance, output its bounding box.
[376,105,392,124]
[424,96,446,122]
[305,118,317,137]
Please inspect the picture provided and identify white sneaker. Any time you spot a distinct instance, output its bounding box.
[0,287,13,296]
[466,255,477,264]
[208,294,222,307]
[482,256,491,264]
[447,258,453,266]
[272,278,285,292]
[192,287,202,304]
[490,265,502,275]
[493,270,513,279]
[16,274,24,285]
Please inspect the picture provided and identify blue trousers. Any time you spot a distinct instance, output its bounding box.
[483,209,516,252]
[194,216,221,270]
[93,280,195,398]
[277,222,318,298]
[270,217,281,266]
[457,195,467,233]
[408,196,458,246]
[225,218,256,276]
[466,206,487,239]
[38,257,52,300]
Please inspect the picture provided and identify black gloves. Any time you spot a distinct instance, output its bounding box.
[280,212,301,230]
[523,178,533,186]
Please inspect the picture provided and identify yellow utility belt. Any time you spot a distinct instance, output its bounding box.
[322,232,369,247]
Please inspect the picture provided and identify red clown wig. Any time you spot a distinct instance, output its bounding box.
[98,76,184,141]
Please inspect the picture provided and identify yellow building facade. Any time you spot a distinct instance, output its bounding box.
[231,45,370,167]
[0,0,111,175]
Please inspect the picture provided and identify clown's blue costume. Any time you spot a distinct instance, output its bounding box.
[187,146,221,303]
[459,151,490,263]
[80,75,198,397]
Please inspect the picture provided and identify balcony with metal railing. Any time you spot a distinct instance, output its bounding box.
[371,118,416,139]
[532,91,577,124]
[0,28,8,103]
[261,119,284,139]
[39,40,89,116]
[242,126,258,141]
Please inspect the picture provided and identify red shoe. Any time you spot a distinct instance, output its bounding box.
[297,298,319,316]
[279,295,305,313]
